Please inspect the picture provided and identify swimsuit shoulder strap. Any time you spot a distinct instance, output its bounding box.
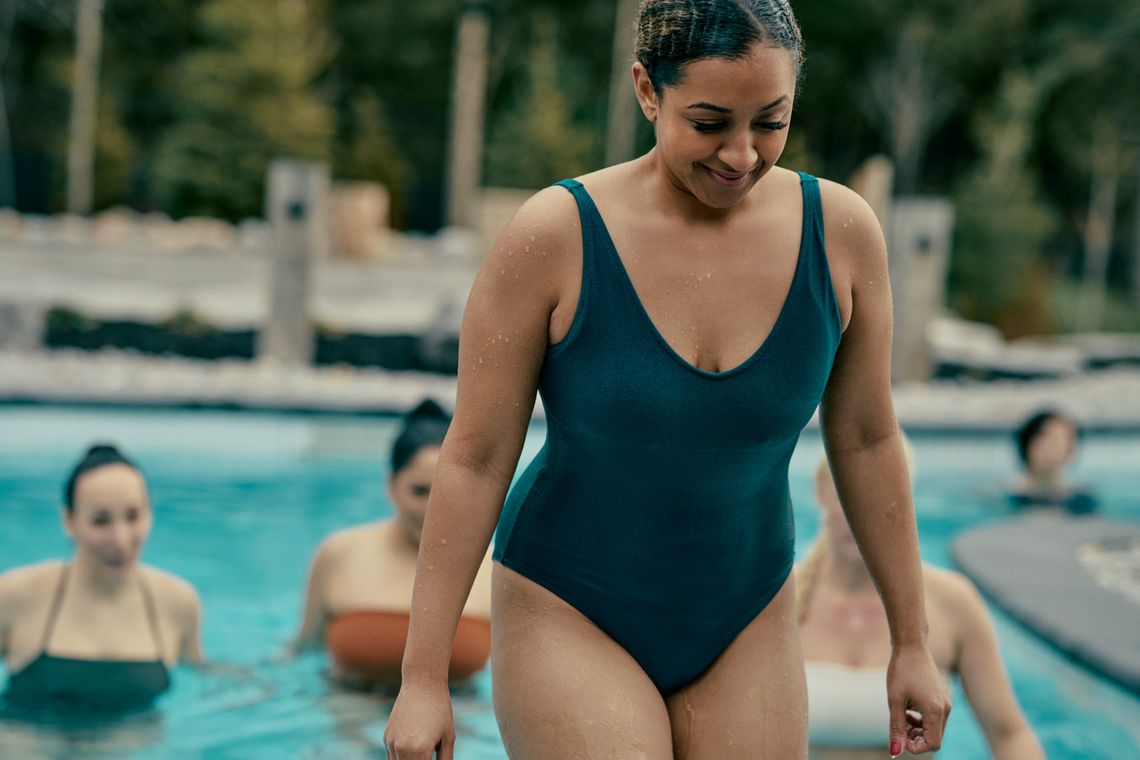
[795,172,842,332]
[39,563,71,651]
[137,572,168,662]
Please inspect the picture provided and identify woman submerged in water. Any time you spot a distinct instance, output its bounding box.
[1006,409,1097,515]
[798,450,1044,759]
[292,400,493,689]
[0,444,203,716]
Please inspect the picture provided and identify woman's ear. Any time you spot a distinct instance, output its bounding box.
[632,62,659,122]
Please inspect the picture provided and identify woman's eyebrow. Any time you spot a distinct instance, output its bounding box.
[685,95,789,114]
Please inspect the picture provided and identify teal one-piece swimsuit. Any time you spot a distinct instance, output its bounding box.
[494,172,843,695]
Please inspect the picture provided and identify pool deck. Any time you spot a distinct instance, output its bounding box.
[4,236,1140,426]
[3,348,1140,429]
[953,514,1140,695]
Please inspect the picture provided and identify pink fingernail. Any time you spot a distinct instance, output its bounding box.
[890,739,902,756]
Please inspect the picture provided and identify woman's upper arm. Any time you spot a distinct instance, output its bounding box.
[947,574,1033,738]
[444,185,580,481]
[0,571,13,657]
[179,584,205,665]
[294,537,338,651]
[817,181,896,448]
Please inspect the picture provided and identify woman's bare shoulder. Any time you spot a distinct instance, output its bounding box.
[815,177,886,254]
[923,564,988,619]
[139,565,201,613]
[0,561,64,605]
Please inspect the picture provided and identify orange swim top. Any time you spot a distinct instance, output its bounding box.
[324,611,491,684]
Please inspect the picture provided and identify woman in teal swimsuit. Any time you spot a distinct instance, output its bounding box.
[385,1,950,757]
[0,444,203,716]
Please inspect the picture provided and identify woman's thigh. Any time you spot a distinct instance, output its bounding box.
[491,563,675,760]
[667,575,808,760]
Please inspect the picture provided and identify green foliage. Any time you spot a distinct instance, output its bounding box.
[332,91,411,224]
[950,69,1057,336]
[1050,280,1140,334]
[151,0,334,220]
[484,11,598,188]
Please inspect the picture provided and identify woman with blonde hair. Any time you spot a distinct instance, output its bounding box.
[797,447,1044,759]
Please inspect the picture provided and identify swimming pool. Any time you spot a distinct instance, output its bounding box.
[0,406,1137,758]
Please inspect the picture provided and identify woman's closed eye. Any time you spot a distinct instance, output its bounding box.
[690,120,787,133]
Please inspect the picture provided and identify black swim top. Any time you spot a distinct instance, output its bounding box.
[494,174,842,694]
[3,564,171,715]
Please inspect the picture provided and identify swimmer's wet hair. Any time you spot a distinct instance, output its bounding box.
[64,443,140,512]
[635,0,804,93]
[391,399,451,475]
[1015,409,1081,467]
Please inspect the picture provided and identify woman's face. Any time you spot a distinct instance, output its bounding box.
[814,465,863,562]
[389,446,441,545]
[65,464,152,579]
[636,42,797,209]
[1026,417,1077,476]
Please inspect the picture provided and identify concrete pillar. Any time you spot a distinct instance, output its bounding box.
[445,0,491,229]
[0,300,44,352]
[258,159,329,367]
[889,197,954,382]
[67,0,104,215]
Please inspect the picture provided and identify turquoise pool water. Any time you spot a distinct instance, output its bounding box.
[0,406,1137,759]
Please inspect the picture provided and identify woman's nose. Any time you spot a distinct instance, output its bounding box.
[717,131,758,173]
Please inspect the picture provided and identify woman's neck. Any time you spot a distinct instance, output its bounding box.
[822,545,877,593]
[70,554,133,597]
[1024,470,1066,494]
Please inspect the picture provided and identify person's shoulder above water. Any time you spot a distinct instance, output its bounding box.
[1006,485,1098,515]
[0,560,64,607]
[137,564,203,663]
[921,563,988,618]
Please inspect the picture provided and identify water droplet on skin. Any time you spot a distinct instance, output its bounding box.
[508,250,514,257]
[499,268,506,275]
[529,236,535,242]
[515,275,519,281]
[479,357,484,364]
[525,245,530,253]
[441,539,448,545]
[505,337,511,344]
[497,334,503,340]
[427,564,435,571]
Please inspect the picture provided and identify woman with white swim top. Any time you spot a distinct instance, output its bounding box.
[797,452,1044,759]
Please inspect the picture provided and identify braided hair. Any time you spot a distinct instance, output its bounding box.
[635,0,804,93]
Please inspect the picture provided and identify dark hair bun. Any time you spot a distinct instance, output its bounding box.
[64,442,141,511]
[391,399,452,475]
[85,443,123,458]
[406,399,449,422]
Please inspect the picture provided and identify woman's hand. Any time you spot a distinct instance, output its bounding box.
[383,679,455,760]
[887,642,952,756]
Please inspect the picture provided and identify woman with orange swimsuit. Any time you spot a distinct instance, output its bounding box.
[291,401,493,688]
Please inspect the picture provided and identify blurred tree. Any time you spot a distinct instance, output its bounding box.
[950,69,1057,336]
[151,0,334,220]
[332,90,411,222]
[484,9,597,188]
[325,0,461,230]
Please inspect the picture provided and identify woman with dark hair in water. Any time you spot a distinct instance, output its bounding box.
[0,444,203,715]
[1008,409,1097,514]
[292,400,493,688]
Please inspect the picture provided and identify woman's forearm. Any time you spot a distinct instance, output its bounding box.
[826,430,928,644]
[991,725,1046,760]
[400,453,511,683]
